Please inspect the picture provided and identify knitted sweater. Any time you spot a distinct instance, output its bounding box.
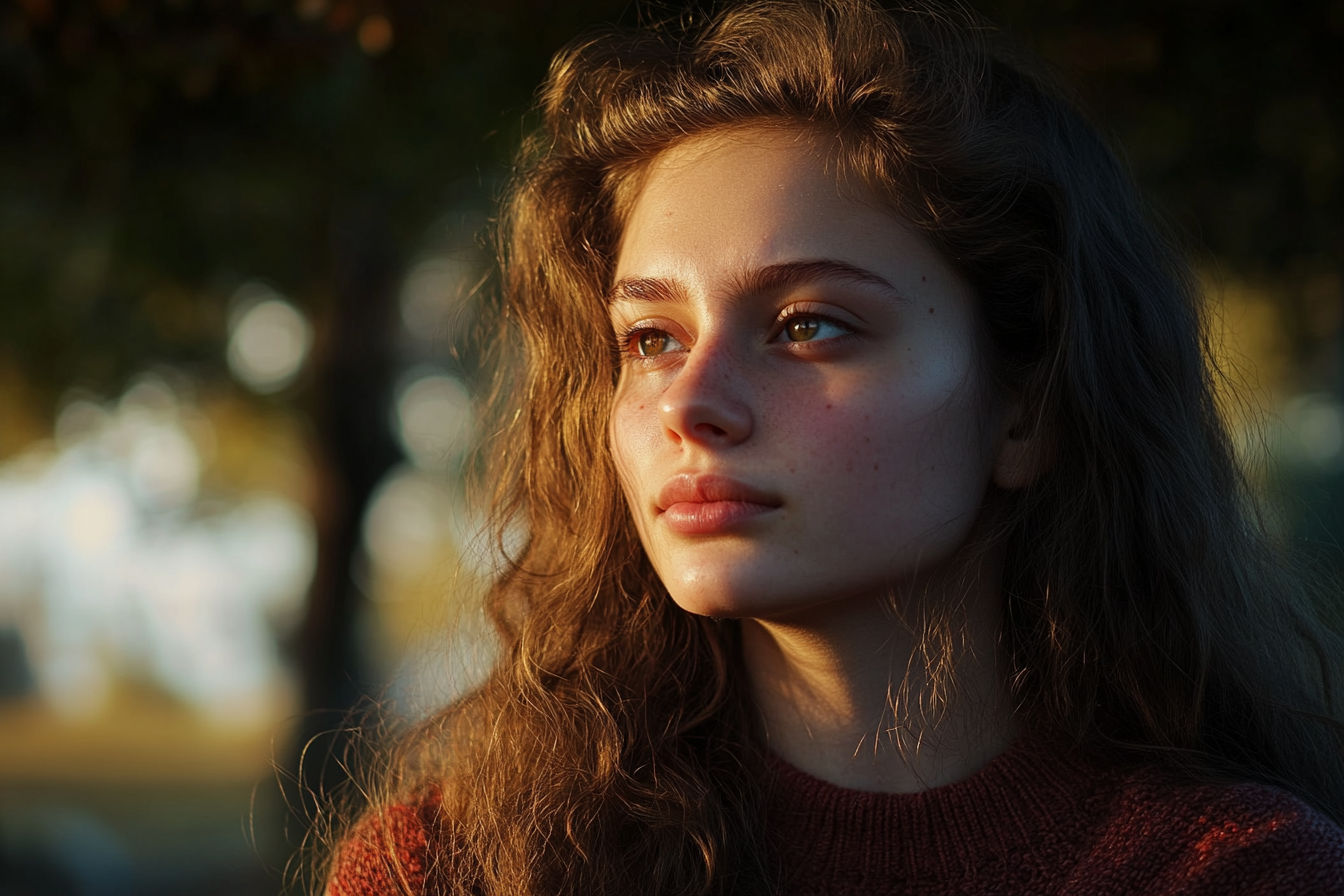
[328,737,1344,895]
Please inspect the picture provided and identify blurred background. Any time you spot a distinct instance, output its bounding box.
[0,1,1340,894]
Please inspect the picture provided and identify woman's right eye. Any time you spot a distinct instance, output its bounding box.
[624,328,685,357]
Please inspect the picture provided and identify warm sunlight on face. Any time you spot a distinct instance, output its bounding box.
[608,127,1012,622]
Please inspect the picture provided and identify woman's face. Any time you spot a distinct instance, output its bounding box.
[608,127,1017,621]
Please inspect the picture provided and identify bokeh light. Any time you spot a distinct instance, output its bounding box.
[226,282,313,394]
[399,255,477,339]
[0,375,315,727]
[358,14,394,56]
[393,370,474,472]
[362,465,458,578]
[1283,394,1344,469]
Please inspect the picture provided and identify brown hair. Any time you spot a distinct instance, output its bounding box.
[332,1,1344,893]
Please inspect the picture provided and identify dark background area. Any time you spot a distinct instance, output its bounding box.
[0,1,1340,894]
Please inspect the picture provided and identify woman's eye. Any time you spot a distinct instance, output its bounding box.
[628,329,684,357]
[785,317,821,342]
[778,314,848,343]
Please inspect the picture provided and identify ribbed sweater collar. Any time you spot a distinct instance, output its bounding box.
[766,736,1102,887]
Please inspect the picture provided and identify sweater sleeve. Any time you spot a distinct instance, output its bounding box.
[1074,775,1344,896]
[1163,787,1344,896]
[325,796,438,896]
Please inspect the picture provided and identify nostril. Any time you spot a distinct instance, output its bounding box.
[657,371,753,446]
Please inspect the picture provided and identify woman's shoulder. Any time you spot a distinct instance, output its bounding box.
[1075,761,1344,894]
[325,789,445,896]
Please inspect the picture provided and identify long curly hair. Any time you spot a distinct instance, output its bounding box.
[334,2,1344,893]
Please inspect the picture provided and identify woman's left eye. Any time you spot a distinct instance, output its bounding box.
[776,314,849,343]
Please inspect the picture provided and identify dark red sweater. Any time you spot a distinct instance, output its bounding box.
[329,738,1344,894]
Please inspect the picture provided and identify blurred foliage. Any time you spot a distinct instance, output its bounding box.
[1,0,1340,406]
[0,0,635,411]
[984,0,1344,386]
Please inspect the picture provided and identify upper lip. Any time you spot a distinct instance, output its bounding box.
[655,473,782,511]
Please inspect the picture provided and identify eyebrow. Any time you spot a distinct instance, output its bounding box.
[606,258,903,306]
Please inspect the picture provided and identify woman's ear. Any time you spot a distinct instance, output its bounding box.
[993,401,1050,490]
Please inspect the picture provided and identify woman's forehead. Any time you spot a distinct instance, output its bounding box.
[611,127,958,304]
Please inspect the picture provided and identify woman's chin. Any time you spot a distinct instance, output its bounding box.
[663,581,778,620]
[663,579,832,622]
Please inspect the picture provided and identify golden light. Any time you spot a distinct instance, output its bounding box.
[358,14,394,56]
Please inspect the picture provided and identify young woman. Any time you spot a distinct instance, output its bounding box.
[326,1,1344,893]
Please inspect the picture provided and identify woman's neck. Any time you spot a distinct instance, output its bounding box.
[740,565,1017,793]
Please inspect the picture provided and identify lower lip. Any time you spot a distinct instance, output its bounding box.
[660,501,778,535]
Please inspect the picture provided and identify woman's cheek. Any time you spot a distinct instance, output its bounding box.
[609,386,659,501]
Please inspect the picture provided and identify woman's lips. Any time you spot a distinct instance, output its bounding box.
[656,473,781,535]
[661,500,778,534]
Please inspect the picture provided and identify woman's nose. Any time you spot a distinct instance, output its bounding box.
[657,343,753,447]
